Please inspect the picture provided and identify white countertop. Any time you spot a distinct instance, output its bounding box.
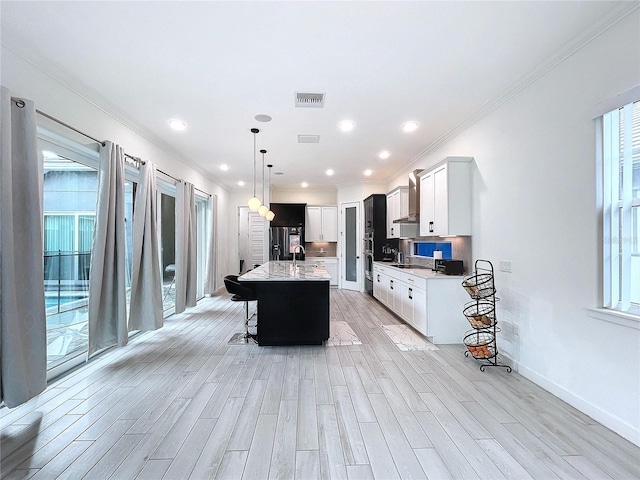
[374,261,465,279]
[239,261,331,282]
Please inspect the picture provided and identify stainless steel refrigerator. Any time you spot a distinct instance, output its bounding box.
[270,226,305,261]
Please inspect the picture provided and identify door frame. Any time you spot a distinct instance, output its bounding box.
[340,201,362,291]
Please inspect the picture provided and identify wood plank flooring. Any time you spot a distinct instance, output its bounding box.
[1,289,638,479]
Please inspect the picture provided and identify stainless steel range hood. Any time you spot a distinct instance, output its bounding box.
[393,169,423,223]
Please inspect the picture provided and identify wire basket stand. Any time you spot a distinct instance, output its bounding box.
[461,259,511,372]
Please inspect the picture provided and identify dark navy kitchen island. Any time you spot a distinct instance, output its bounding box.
[239,261,331,346]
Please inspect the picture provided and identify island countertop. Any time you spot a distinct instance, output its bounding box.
[239,261,331,282]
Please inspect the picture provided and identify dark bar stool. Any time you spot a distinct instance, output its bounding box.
[224,275,258,342]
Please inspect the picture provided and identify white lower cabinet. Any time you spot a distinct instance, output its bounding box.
[372,263,468,343]
[373,265,387,305]
[314,258,338,286]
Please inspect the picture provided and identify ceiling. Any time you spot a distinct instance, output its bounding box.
[0,1,629,191]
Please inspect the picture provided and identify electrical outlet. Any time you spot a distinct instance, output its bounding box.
[499,260,512,273]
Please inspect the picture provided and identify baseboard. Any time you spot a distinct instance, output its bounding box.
[502,353,639,447]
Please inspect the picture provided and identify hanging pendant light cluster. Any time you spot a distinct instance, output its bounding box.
[246,128,275,221]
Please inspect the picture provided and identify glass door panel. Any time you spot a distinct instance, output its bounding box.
[341,202,361,291]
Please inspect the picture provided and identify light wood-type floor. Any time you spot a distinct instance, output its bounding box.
[1,290,639,479]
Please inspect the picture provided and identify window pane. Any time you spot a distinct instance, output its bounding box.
[161,193,176,313]
[345,206,357,282]
[43,152,97,371]
[44,215,75,281]
[124,181,135,315]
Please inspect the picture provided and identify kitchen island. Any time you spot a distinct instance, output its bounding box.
[239,261,331,346]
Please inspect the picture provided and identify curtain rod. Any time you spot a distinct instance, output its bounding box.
[11,97,106,147]
[12,97,211,197]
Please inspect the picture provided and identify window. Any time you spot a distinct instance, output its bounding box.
[42,148,98,371]
[159,187,177,315]
[601,100,640,314]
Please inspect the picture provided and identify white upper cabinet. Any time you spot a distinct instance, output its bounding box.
[386,187,409,238]
[419,157,472,237]
[306,205,338,242]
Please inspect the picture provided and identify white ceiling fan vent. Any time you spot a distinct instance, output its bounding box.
[298,134,320,144]
[295,92,325,108]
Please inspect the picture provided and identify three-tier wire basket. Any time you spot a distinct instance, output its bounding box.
[461,260,511,372]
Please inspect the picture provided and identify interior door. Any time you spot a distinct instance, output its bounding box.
[238,206,265,273]
[341,201,361,291]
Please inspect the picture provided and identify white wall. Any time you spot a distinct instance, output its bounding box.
[272,188,337,205]
[388,12,640,444]
[1,46,232,290]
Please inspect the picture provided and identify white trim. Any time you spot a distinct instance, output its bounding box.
[587,307,640,330]
[592,85,640,119]
[501,353,640,447]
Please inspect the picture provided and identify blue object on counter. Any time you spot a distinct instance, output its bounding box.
[414,242,452,259]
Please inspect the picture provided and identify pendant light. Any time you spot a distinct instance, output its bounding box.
[266,164,276,221]
[247,128,262,211]
[258,149,269,217]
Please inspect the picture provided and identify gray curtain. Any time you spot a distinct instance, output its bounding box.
[175,180,197,313]
[203,195,216,295]
[128,161,163,331]
[88,141,127,357]
[0,87,47,408]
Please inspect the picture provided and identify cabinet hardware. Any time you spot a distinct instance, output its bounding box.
[409,288,413,299]
[390,280,394,290]
[429,221,434,232]
[377,274,380,282]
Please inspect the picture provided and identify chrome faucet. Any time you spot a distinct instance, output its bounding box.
[293,245,306,268]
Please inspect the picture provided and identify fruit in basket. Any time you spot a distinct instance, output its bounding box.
[468,343,491,358]
[480,315,492,325]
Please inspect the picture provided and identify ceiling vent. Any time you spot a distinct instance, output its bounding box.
[298,134,320,144]
[295,92,325,108]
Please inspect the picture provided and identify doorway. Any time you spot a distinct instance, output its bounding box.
[238,206,265,274]
[341,201,361,291]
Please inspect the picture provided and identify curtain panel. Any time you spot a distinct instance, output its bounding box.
[88,141,127,357]
[204,195,217,294]
[0,87,47,408]
[175,181,197,313]
[129,161,163,331]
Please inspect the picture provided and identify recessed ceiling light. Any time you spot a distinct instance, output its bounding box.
[378,150,391,160]
[255,114,272,122]
[364,169,372,176]
[325,169,334,176]
[237,180,245,186]
[168,119,187,131]
[401,121,419,133]
[301,182,308,188]
[338,120,356,132]
[274,171,284,175]
[220,164,229,171]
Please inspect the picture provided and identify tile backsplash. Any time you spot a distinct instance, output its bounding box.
[401,236,472,273]
[305,242,337,257]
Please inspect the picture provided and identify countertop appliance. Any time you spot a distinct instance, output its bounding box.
[433,259,464,275]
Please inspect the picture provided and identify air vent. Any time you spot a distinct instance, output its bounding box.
[295,92,325,108]
[298,134,320,144]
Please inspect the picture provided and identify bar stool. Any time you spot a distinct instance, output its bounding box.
[223,275,258,342]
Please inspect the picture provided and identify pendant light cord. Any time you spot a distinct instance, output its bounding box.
[253,131,257,198]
